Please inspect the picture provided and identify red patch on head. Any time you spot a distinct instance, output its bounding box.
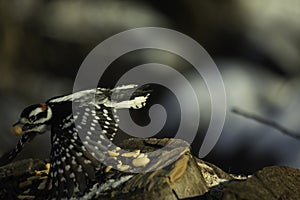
[40,103,47,111]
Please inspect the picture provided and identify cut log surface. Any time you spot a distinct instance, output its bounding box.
[0,138,299,200]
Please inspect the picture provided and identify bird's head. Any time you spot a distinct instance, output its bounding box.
[12,103,52,135]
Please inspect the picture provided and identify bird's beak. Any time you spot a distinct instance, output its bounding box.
[11,122,24,136]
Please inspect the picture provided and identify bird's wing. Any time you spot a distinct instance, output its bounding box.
[0,133,37,166]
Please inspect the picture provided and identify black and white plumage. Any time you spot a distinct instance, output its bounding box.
[0,84,150,199]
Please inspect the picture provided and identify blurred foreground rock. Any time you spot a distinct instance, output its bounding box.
[0,138,299,199]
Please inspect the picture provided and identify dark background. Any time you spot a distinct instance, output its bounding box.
[1,0,300,174]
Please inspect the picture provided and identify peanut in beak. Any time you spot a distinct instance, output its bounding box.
[11,125,23,136]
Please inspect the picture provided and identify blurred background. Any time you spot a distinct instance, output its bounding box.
[0,0,300,174]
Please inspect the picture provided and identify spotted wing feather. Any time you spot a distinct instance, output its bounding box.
[0,133,37,166]
[47,123,102,199]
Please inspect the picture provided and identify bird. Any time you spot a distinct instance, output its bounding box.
[0,84,150,199]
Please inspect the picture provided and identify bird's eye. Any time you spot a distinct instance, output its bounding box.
[29,115,37,121]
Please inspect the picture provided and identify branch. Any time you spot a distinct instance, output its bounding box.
[231,107,300,140]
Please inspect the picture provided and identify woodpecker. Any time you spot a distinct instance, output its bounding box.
[0,84,150,199]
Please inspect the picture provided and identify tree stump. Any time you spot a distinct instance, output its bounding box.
[0,138,299,199]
